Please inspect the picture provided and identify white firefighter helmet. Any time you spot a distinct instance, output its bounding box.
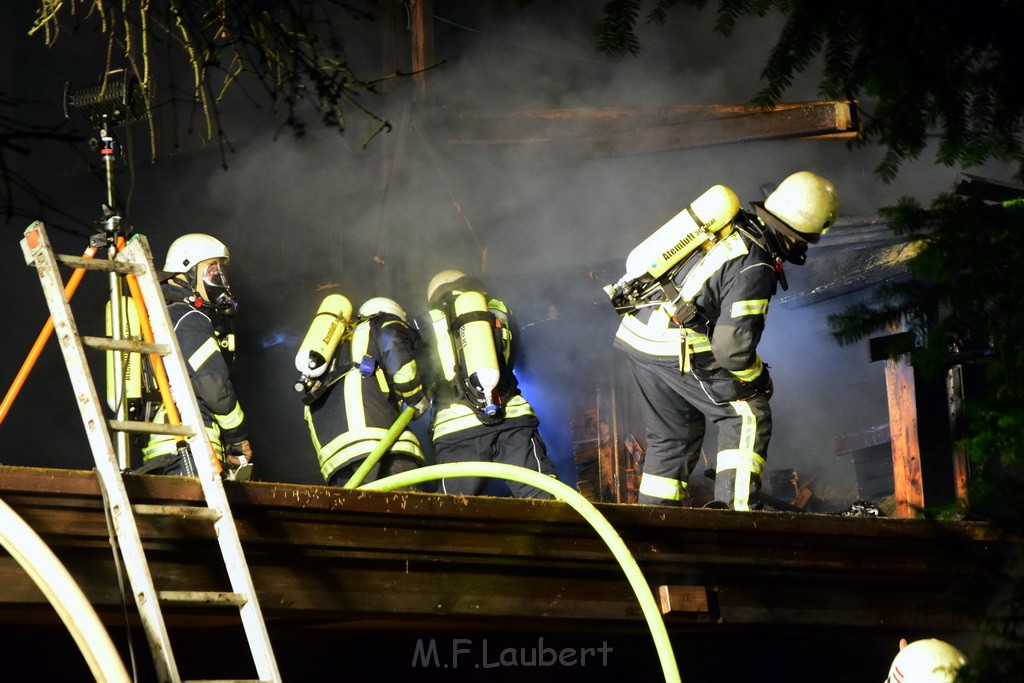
[427,269,468,302]
[163,233,230,273]
[359,297,407,322]
[885,639,966,683]
[759,171,839,243]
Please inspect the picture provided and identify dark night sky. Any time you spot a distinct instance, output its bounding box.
[0,2,1014,493]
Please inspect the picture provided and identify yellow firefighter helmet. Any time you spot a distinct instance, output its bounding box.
[427,269,468,304]
[759,171,839,243]
[358,297,407,322]
[885,639,967,683]
[162,233,229,273]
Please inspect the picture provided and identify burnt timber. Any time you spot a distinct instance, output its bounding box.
[0,465,1020,681]
[439,101,859,156]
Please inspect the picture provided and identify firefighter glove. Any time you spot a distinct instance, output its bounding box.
[411,397,429,419]
[226,439,253,467]
[740,366,773,401]
[750,367,774,400]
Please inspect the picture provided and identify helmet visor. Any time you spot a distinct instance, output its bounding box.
[202,261,230,290]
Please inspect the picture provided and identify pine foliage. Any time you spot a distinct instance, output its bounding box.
[592,0,1024,182]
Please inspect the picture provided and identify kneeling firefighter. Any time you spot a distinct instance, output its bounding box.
[608,172,839,510]
[425,270,558,499]
[298,295,427,486]
[139,233,252,479]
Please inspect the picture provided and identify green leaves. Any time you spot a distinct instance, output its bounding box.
[595,0,1024,182]
[593,0,643,56]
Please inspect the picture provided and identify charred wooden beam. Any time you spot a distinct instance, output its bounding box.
[867,318,969,518]
[883,342,926,518]
[950,172,1024,202]
[410,0,435,99]
[946,364,972,504]
[442,101,859,156]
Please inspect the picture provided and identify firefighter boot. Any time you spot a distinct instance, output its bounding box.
[712,467,763,511]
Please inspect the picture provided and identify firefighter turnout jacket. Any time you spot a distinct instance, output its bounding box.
[143,280,248,465]
[614,224,776,401]
[304,311,425,483]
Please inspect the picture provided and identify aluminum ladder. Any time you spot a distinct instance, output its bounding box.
[20,221,280,683]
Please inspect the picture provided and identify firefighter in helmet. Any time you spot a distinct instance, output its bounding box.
[610,171,839,510]
[301,296,427,486]
[885,638,967,683]
[424,270,558,499]
[140,233,251,478]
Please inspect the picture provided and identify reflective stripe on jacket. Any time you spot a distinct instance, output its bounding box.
[142,405,225,462]
[431,394,537,441]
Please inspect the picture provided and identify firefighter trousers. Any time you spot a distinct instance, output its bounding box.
[627,355,772,510]
[433,415,557,499]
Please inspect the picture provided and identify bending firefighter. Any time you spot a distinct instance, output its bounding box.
[298,295,427,486]
[140,233,252,479]
[608,172,839,510]
[426,270,557,499]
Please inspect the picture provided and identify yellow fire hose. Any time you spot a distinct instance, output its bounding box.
[0,496,130,682]
[342,405,417,488]
[359,462,682,683]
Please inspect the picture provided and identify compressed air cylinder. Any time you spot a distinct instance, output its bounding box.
[295,293,353,378]
[622,184,741,281]
[105,296,143,412]
[453,290,501,415]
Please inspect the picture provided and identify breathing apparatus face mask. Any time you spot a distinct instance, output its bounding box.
[782,236,809,265]
[201,261,237,316]
[752,202,811,266]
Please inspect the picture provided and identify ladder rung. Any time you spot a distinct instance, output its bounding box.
[158,591,249,607]
[133,504,222,521]
[57,253,144,275]
[82,335,172,356]
[109,419,196,437]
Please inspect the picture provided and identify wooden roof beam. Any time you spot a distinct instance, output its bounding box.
[443,100,859,155]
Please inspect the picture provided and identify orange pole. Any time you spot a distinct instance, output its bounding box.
[0,246,100,426]
[121,264,181,427]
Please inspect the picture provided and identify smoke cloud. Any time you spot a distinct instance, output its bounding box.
[1,2,1013,501]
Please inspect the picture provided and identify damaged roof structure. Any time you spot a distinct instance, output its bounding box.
[3,108,1021,682]
[2,3,1023,682]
